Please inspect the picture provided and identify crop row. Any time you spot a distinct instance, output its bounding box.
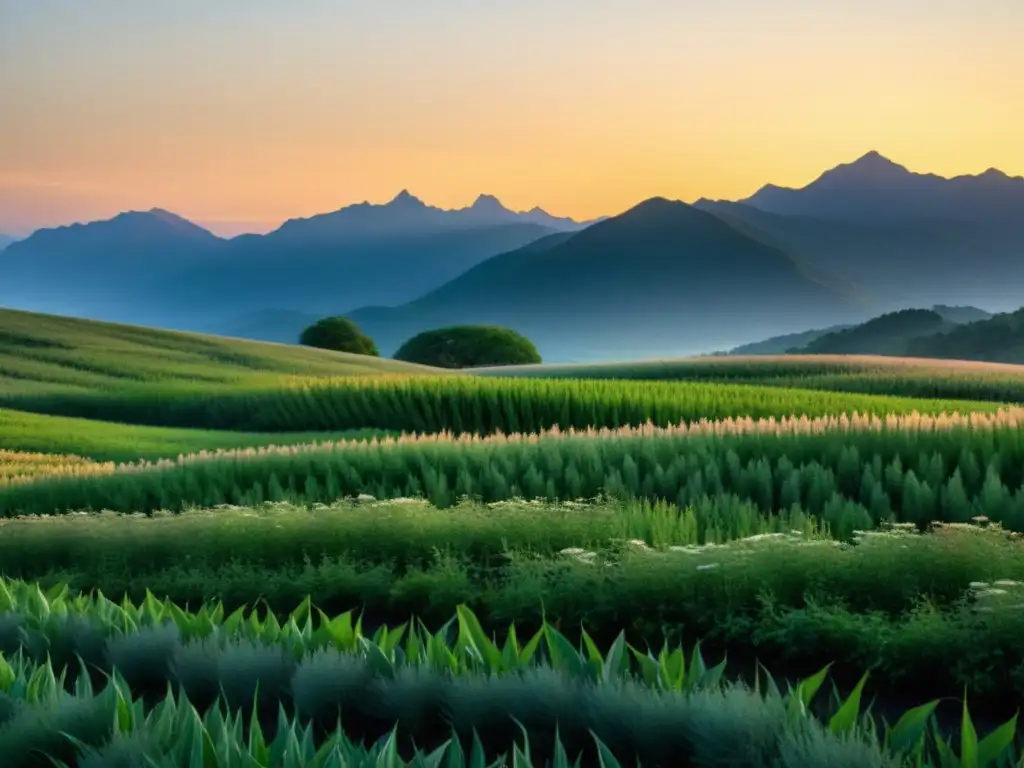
[0,374,1000,434]
[4,505,1024,709]
[7,414,1024,527]
[481,355,1024,404]
[0,449,110,488]
[0,579,1017,767]
[0,407,396,463]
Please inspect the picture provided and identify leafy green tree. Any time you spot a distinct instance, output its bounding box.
[393,325,541,369]
[299,316,379,356]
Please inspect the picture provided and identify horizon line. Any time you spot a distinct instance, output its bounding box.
[6,148,1021,239]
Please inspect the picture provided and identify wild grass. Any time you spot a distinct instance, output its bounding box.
[0,408,393,463]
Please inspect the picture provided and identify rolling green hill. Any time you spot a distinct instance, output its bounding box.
[0,408,392,463]
[0,307,446,395]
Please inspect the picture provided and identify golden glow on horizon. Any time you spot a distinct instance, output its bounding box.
[1,1,1022,235]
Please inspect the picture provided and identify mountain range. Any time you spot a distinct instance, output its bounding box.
[0,233,17,252]
[347,198,863,359]
[725,305,993,357]
[0,193,586,336]
[2,151,1023,360]
[735,151,1024,223]
[694,153,1024,313]
[724,304,1024,364]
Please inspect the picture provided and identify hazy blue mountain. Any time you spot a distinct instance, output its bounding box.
[694,198,1024,313]
[0,209,221,325]
[0,233,18,252]
[775,303,1024,364]
[930,304,992,324]
[0,193,574,336]
[732,304,993,358]
[727,325,855,355]
[905,307,1024,362]
[736,151,1024,223]
[347,197,865,362]
[269,190,589,241]
[796,308,954,355]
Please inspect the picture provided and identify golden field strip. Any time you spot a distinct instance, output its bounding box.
[0,449,114,487]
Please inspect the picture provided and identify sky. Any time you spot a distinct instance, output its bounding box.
[1,0,1022,237]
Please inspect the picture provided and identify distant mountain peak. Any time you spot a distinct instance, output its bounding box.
[624,196,686,216]
[388,189,425,206]
[469,194,509,212]
[143,208,200,226]
[737,149,1024,222]
[856,149,892,164]
[978,167,1010,180]
[822,151,911,182]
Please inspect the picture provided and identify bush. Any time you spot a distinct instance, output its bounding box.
[393,325,540,369]
[298,317,379,356]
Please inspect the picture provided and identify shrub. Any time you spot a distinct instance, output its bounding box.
[393,325,540,368]
[299,317,379,356]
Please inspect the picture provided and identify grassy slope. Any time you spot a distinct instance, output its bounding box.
[0,308,438,459]
[0,307,446,395]
[0,408,393,463]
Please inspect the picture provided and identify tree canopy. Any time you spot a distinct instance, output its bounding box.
[299,316,379,356]
[393,325,541,369]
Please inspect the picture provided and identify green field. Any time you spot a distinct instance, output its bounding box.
[475,354,1024,403]
[0,372,1005,439]
[3,309,1024,764]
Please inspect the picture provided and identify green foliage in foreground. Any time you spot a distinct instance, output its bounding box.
[0,498,818,580]
[0,580,1018,766]
[474,356,1024,404]
[0,373,999,434]
[395,325,542,369]
[0,408,393,463]
[5,504,1024,710]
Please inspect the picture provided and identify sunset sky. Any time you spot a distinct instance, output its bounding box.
[1,0,1022,237]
